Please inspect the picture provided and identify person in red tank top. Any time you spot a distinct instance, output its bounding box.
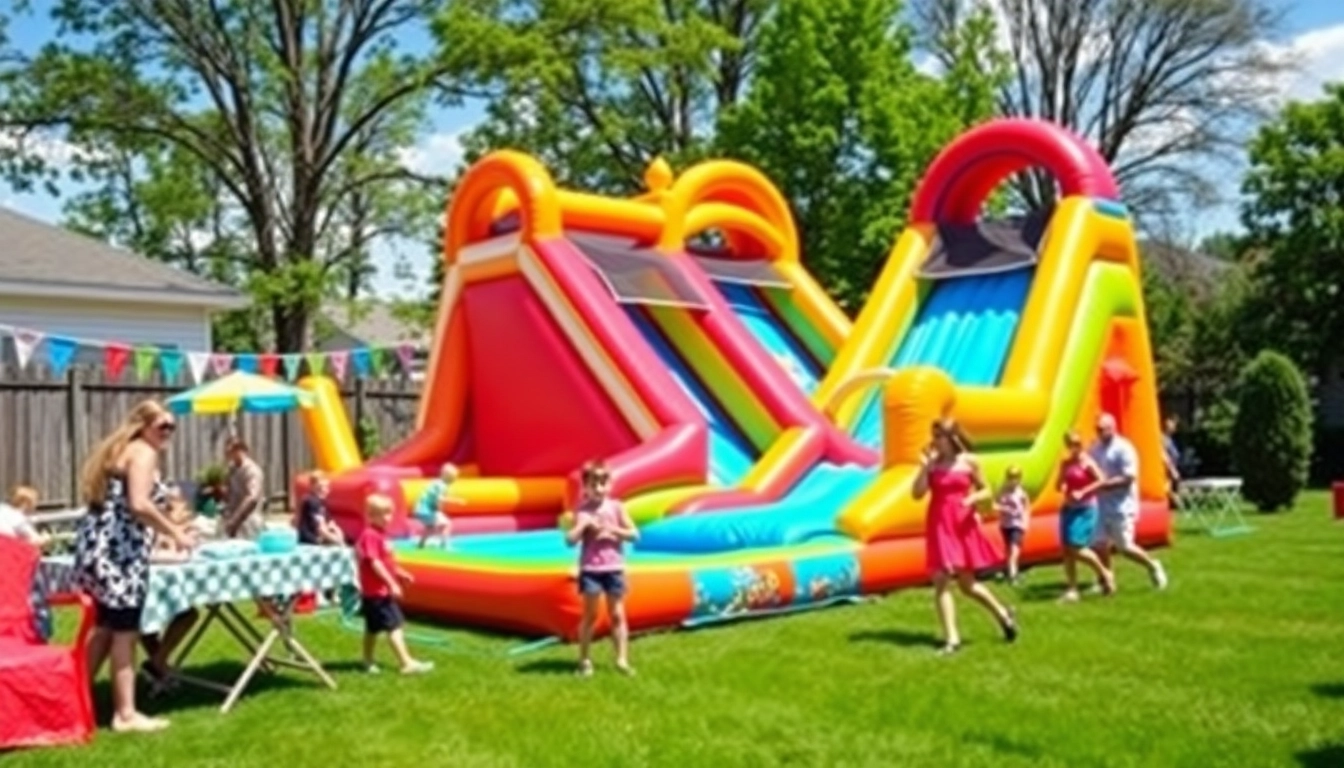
[1055,431,1114,602]
[913,418,1020,655]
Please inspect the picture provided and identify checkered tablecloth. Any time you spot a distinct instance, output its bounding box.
[39,545,356,635]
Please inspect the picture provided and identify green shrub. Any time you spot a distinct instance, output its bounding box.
[356,416,382,460]
[1230,351,1313,512]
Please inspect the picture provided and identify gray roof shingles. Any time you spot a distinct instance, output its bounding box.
[0,206,244,306]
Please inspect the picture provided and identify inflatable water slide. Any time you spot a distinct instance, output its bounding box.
[297,118,1171,639]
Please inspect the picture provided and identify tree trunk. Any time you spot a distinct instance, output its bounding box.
[273,303,311,353]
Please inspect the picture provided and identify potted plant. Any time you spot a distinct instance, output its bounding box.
[195,464,229,516]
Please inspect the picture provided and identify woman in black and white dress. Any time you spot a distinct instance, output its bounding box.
[74,399,194,733]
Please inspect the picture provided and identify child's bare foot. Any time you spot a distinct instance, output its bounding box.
[576,659,594,678]
[615,660,635,676]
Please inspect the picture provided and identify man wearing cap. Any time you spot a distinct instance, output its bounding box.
[1089,413,1168,590]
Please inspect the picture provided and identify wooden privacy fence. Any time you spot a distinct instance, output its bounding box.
[0,361,419,511]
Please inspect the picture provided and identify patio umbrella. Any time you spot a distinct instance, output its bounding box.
[167,371,315,416]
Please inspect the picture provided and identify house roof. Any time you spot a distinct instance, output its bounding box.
[1139,240,1237,297]
[0,206,246,309]
[317,300,431,350]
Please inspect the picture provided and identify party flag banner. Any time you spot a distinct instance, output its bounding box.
[105,344,131,380]
[187,352,211,384]
[282,354,303,381]
[0,323,424,383]
[45,336,78,377]
[134,346,158,381]
[160,349,185,383]
[328,350,349,380]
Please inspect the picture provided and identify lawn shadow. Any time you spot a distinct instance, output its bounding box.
[515,658,579,676]
[1296,743,1344,767]
[90,660,321,721]
[1015,581,1099,603]
[1311,683,1344,699]
[848,628,943,649]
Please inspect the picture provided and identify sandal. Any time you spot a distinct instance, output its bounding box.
[576,659,594,678]
[936,642,961,656]
[615,661,636,677]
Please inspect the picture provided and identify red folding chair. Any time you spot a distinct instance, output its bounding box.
[0,537,96,750]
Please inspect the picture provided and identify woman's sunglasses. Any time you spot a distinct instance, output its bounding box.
[155,420,178,435]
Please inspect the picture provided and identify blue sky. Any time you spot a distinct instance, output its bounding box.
[5,2,1344,297]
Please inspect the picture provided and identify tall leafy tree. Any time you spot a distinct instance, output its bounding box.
[435,0,769,191]
[917,0,1290,222]
[0,1,455,351]
[435,0,1002,310]
[1241,83,1344,380]
[717,0,1001,308]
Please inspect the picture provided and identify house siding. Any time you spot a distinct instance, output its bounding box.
[0,294,213,360]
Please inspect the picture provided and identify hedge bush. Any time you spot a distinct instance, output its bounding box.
[1230,351,1313,512]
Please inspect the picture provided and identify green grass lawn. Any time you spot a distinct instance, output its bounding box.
[10,494,1344,767]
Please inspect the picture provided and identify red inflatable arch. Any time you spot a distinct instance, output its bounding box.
[909,119,1120,225]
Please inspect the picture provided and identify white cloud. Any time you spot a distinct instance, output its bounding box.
[396,129,468,178]
[0,128,100,167]
[1266,23,1344,104]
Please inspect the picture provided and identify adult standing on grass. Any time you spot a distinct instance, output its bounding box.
[222,437,265,540]
[74,399,195,733]
[913,418,1019,656]
[1090,413,1168,591]
[1161,415,1182,509]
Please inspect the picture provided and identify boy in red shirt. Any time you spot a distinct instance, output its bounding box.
[355,494,433,674]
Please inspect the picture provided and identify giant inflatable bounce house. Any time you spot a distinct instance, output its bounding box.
[297,118,1171,639]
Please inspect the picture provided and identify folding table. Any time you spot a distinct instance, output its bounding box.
[1177,477,1254,537]
[40,544,355,713]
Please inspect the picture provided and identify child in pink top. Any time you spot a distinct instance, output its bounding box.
[565,460,638,677]
[1055,431,1114,603]
[994,466,1031,584]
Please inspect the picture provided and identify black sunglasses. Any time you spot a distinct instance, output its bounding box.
[156,421,178,434]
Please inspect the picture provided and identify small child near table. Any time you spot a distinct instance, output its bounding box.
[150,494,195,565]
[0,485,49,547]
[413,463,462,549]
[994,466,1031,584]
[356,494,433,675]
[297,471,344,546]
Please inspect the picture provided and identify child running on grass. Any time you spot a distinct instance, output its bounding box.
[995,466,1031,584]
[566,460,638,677]
[356,494,433,675]
[413,463,462,548]
[1056,431,1115,602]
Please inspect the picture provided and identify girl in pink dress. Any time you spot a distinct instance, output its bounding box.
[913,418,1019,655]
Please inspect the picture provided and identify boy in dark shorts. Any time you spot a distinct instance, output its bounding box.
[354,494,433,675]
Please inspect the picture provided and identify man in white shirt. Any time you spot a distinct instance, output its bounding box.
[1090,414,1168,590]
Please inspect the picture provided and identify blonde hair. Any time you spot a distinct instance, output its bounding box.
[440,463,459,480]
[8,485,38,512]
[80,400,168,505]
[365,493,394,517]
[308,470,328,484]
[1003,465,1022,480]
